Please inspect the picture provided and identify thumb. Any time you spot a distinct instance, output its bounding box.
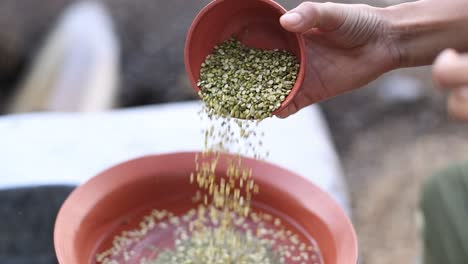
[448,87,468,122]
[280,2,348,33]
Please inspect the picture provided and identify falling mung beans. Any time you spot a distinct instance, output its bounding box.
[95,38,324,264]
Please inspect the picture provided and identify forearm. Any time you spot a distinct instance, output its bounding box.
[383,0,468,67]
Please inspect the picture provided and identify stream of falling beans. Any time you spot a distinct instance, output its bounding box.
[96,38,323,263]
[95,104,322,264]
[151,105,321,263]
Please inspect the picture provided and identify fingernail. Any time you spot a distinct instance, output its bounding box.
[275,110,288,119]
[275,113,287,119]
[437,49,458,65]
[457,87,468,99]
[281,13,302,27]
[441,48,457,57]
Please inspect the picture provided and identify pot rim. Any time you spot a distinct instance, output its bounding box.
[183,0,307,117]
[54,151,358,263]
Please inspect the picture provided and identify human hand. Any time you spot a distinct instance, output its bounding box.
[433,49,468,122]
[277,2,400,117]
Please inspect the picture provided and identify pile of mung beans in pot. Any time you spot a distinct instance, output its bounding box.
[198,38,300,120]
[95,38,323,264]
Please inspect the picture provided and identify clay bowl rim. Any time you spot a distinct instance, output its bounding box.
[54,152,357,263]
[184,0,307,117]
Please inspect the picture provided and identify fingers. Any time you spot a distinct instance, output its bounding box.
[433,49,468,121]
[280,2,346,33]
[448,88,468,122]
[275,89,317,118]
[276,102,298,119]
[433,49,468,89]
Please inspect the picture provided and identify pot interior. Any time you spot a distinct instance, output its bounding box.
[54,153,357,264]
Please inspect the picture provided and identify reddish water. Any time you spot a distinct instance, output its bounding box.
[94,201,323,264]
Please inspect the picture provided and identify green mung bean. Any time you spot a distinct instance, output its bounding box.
[198,38,299,120]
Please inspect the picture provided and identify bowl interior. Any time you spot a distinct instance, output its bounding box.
[184,0,305,113]
[54,153,357,264]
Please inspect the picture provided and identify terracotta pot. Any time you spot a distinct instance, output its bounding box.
[184,0,306,116]
[54,152,357,263]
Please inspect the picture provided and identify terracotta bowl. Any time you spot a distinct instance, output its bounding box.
[54,152,357,263]
[184,0,306,116]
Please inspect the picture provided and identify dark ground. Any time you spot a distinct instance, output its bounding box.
[0,0,467,263]
[0,186,74,264]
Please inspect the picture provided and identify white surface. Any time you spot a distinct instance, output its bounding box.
[378,74,424,103]
[0,102,349,212]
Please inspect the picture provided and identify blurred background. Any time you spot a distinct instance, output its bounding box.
[0,0,467,263]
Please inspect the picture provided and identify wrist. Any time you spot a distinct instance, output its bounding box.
[382,0,468,68]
